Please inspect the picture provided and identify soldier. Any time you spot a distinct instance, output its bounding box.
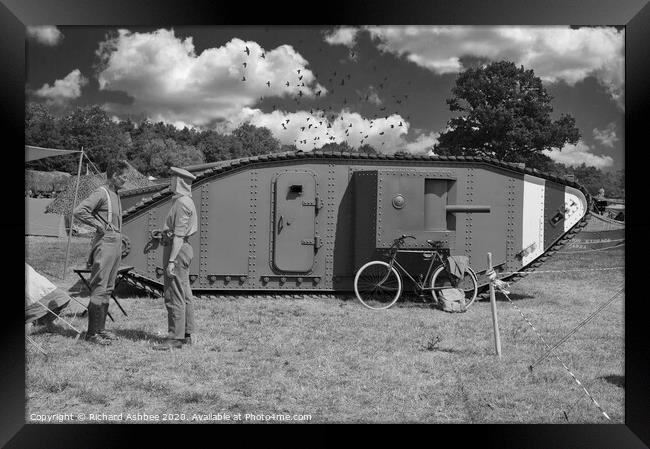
[73,160,129,345]
[153,167,198,350]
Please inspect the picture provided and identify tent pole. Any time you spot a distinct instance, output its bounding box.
[62,148,84,279]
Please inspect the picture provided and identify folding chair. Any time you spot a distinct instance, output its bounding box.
[72,265,134,321]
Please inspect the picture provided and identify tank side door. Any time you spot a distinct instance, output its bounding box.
[272,172,317,273]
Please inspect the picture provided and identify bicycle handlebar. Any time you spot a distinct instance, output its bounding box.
[390,234,416,249]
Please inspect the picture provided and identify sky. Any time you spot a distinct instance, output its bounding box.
[25,25,625,170]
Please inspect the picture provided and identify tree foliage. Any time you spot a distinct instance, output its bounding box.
[130,138,204,178]
[435,61,580,163]
[232,122,281,157]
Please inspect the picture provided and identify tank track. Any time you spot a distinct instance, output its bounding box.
[119,150,593,302]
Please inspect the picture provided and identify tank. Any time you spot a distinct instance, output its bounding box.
[119,151,591,296]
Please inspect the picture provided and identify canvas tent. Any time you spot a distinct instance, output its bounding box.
[26,197,66,237]
[25,263,82,353]
[25,263,73,324]
[26,145,85,277]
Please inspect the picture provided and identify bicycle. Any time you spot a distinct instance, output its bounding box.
[353,234,479,310]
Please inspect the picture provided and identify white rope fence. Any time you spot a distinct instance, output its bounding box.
[487,270,615,421]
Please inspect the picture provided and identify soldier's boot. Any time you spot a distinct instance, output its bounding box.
[152,338,184,351]
[85,303,111,345]
[97,303,118,340]
[182,334,192,345]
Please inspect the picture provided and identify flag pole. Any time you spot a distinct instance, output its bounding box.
[63,147,84,279]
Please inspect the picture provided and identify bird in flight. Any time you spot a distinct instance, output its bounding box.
[243,62,247,68]
[241,76,246,81]
[261,52,265,59]
[266,81,271,87]
[285,81,290,87]
[245,46,250,56]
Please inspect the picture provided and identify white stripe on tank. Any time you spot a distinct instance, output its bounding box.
[521,175,546,267]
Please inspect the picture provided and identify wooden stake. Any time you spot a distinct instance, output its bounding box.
[487,252,502,357]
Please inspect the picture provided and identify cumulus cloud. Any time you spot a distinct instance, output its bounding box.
[225,107,407,152]
[34,69,88,103]
[27,25,64,46]
[323,27,359,48]
[95,29,326,128]
[325,26,624,107]
[400,132,440,154]
[593,123,619,148]
[543,140,613,168]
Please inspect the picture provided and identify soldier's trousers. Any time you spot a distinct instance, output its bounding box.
[163,242,195,339]
[88,231,122,306]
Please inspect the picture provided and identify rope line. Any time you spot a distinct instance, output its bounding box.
[495,266,623,277]
[83,152,102,175]
[490,280,612,421]
[529,287,623,370]
[26,335,48,355]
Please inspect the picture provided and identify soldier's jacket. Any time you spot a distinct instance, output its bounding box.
[73,186,122,233]
[163,195,197,238]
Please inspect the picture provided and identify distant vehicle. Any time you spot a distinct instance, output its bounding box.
[569,197,624,251]
[118,151,591,298]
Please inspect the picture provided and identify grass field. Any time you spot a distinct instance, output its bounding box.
[25,236,624,424]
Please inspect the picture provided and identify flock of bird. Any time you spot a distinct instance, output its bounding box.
[239,45,415,150]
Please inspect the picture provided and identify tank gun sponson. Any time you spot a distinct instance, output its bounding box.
[120,151,591,297]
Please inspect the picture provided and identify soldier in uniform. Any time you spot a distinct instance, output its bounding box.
[73,160,129,345]
[153,167,198,350]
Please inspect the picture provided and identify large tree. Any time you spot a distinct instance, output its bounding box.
[58,105,132,172]
[25,102,65,171]
[130,138,204,177]
[196,131,243,162]
[434,61,580,166]
[232,122,281,156]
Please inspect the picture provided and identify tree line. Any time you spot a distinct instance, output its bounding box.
[25,61,623,197]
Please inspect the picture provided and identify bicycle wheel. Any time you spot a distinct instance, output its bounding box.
[354,261,402,310]
[429,265,479,309]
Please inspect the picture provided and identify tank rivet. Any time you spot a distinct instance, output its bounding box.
[263,276,269,283]
[225,276,231,282]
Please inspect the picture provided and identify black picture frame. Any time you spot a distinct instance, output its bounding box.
[8,0,649,446]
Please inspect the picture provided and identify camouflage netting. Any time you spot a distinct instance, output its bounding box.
[45,162,151,216]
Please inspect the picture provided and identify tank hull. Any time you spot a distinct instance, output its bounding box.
[120,152,589,294]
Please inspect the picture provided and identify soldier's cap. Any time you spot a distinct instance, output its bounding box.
[170,166,197,181]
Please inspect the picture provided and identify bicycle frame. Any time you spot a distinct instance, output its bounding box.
[385,248,444,293]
